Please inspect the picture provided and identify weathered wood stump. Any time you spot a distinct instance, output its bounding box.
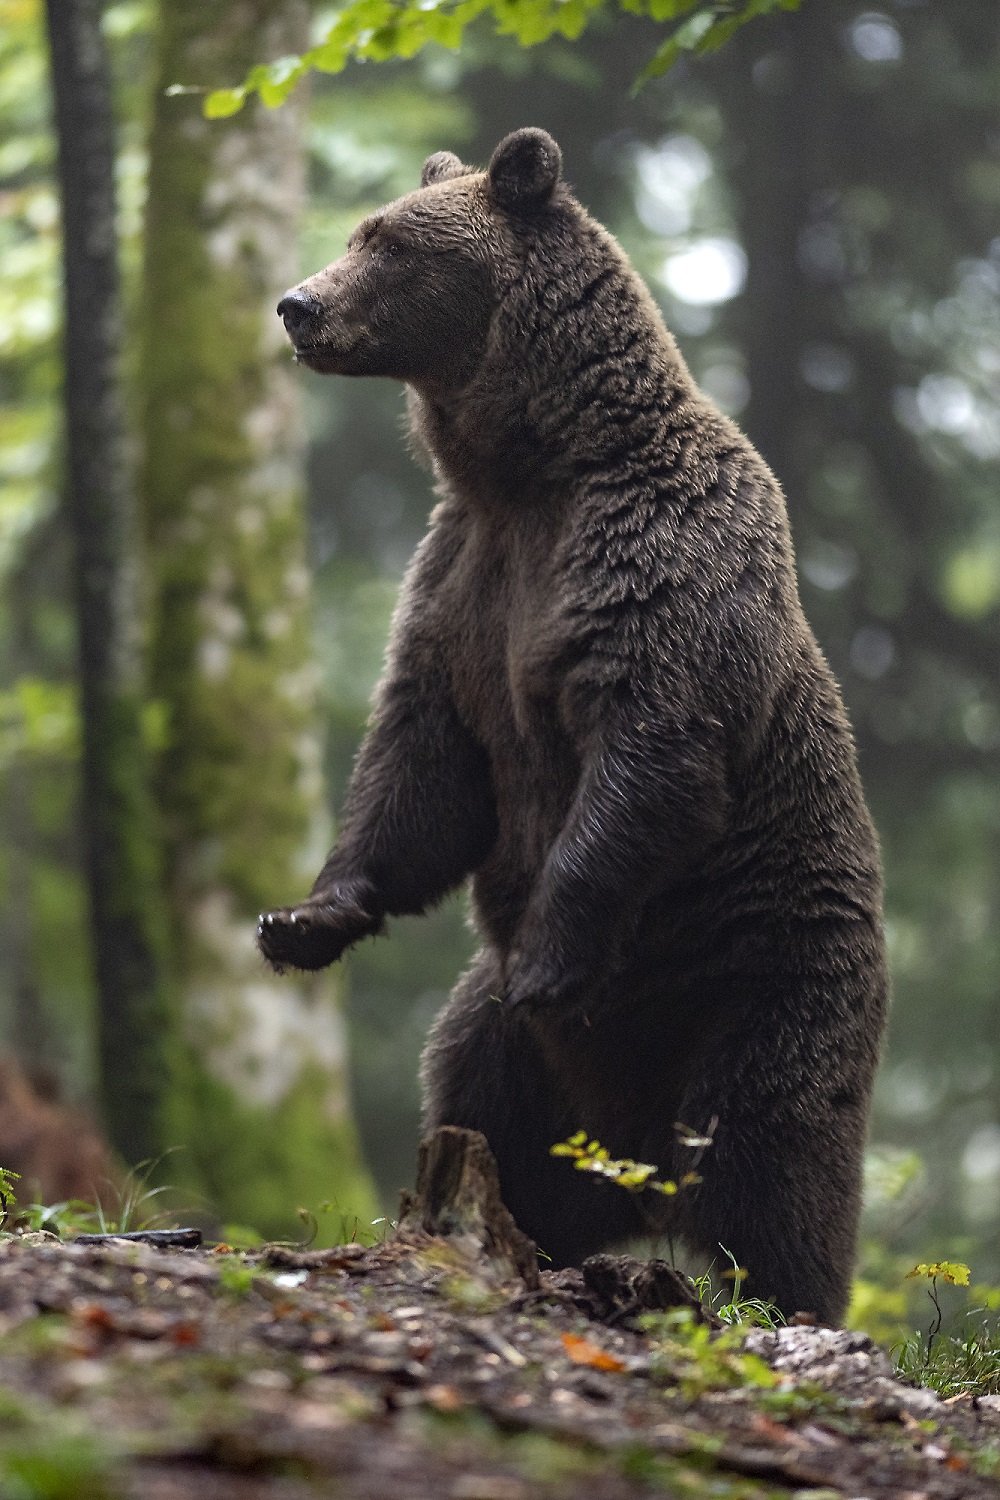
[398,1126,540,1289]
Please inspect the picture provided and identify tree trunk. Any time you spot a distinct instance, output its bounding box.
[139,0,375,1236]
[44,0,172,1165]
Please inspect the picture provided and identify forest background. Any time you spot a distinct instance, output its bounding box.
[1,0,998,1323]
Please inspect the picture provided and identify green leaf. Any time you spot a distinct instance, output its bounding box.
[310,38,350,72]
[554,0,591,42]
[697,14,745,55]
[617,1163,657,1188]
[203,86,248,119]
[671,7,717,48]
[646,0,699,22]
[907,1261,972,1287]
[258,55,307,108]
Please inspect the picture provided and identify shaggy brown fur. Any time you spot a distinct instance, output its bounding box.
[0,1055,115,1205]
[261,129,887,1323]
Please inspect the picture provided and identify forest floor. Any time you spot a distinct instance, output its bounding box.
[1,1131,999,1500]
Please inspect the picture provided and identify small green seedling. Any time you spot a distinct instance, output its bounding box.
[217,1257,259,1299]
[906,1260,971,1359]
[891,1258,1000,1398]
[550,1130,702,1196]
[639,1305,778,1400]
[0,1167,20,1232]
[693,1249,783,1329]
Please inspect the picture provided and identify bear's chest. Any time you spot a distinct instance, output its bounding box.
[437,516,576,752]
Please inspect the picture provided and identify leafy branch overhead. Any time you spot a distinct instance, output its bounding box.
[190,0,802,118]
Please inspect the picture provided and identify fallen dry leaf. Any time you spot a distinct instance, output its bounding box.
[73,1301,116,1332]
[749,1412,802,1445]
[560,1332,626,1372]
[425,1383,465,1412]
[169,1320,200,1348]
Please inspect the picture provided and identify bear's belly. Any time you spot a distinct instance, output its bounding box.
[469,714,581,952]
[436,514,584,952]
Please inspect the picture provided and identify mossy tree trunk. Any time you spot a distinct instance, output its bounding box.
[139,0,375,1236]
[45,0,172,1163]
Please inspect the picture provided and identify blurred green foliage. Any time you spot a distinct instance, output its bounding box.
[194,0,802,117]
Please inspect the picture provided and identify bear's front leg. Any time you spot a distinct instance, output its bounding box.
[504,688,728,1014]
[258,568,497,975]
[258,877,384,972]
[257,669,495,975]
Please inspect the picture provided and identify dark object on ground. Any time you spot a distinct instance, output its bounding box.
[578,1253,719,1328]
[259,128,887,1326]
[71,1228,203,1248]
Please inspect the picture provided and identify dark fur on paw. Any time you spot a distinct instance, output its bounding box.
[257,885,383,972]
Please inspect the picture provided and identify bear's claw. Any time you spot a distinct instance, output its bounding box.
[257,894,381,973]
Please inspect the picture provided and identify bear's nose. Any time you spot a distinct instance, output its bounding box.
[277,289,322,338]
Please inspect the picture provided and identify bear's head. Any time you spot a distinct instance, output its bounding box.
[276,128,564,389]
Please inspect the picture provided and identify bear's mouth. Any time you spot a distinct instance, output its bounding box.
[291,337,360,373]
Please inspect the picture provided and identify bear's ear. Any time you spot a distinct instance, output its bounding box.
[487,128,562,213]
[421,151,467,188]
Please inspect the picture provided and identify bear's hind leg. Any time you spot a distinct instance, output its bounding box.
[673,1084,865,1325]
[421,955,645,1268]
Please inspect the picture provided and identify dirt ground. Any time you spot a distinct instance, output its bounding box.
[1,1131,999,1500]
[2,1212,1000,1500]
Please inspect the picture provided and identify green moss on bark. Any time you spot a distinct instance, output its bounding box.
[172,1047,378,1242]
[139,1,376,1226]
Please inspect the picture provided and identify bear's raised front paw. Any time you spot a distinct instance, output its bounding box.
[257,888,382,973]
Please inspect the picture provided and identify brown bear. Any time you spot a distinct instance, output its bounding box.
[260,128,887,1324]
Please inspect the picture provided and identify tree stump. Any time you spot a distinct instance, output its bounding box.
[398,1127,539,1290]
